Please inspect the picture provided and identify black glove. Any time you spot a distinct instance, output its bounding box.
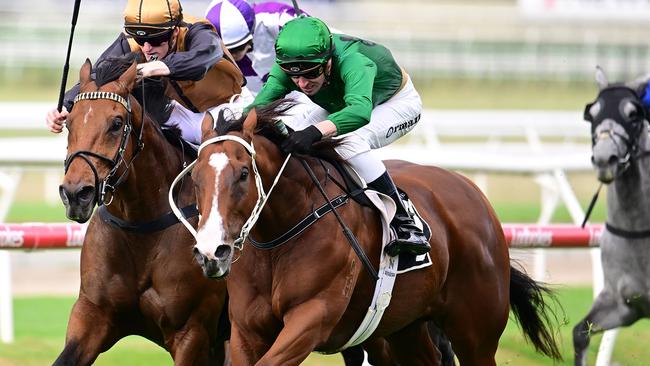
[280,125,323,154]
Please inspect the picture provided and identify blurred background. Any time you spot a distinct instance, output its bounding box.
[2,0,650,365]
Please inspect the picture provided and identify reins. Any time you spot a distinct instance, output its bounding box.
[298,159,378,280]
[170,134,379,279]
[169,135,291,253]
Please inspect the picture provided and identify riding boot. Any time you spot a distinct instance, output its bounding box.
[367,171,431,257]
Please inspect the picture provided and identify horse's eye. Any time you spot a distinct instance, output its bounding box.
[239,167,249,181]
[622,101,640,122]
[110,117,124,132]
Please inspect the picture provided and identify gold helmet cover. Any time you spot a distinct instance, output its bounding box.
[124,0,183,38]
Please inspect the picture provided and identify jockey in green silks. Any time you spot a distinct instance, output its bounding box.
[244,16,430,257]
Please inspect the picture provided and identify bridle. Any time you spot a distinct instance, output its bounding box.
[581,85,650,236]
[584,85,650,175]
[169,134,291,254]
[65,90,145,206]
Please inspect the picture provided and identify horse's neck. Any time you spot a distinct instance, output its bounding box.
[253,141,320,240]
[109,121,189,221]
[607,157,650,228]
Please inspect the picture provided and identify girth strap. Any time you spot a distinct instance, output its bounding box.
[248,195,349,250]
[98,204,198,233]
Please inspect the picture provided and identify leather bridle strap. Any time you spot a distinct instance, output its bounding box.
[66,89,146,205]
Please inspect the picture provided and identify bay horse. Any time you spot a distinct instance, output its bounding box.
[55,54,229,365]
[186,102,562,365]
[575,68,650,366]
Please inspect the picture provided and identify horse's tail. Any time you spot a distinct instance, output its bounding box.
[509,266,563,361]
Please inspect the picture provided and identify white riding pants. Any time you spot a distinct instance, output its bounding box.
[283,76,422,183]
[165,86,255,145]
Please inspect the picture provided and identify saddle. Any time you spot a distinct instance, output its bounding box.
[162,128,198,160]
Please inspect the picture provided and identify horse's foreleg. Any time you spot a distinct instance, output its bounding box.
[254,300,336,366]
[363,338,397,366]
[386,321,439,366]
[52,297,120,366]
[573,290,639,366]
[230,323,268,366]
[169,326,214,366]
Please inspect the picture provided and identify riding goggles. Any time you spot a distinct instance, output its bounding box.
[279,62,325,79]
[132,31,173,47]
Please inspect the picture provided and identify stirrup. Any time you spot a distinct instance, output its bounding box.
[384,229,431,257]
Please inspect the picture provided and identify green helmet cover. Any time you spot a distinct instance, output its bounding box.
[275,16,332,65]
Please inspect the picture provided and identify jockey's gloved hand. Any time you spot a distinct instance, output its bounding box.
[281,125,323,154]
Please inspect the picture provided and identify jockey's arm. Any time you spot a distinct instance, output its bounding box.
[325,55,376,135]
[243,64,293,114]
[313,120,337,138]
[163,23,224,81]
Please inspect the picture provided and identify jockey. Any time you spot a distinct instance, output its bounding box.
[244,16,430,257]
[45,0,244,145]
[205,0,301,95]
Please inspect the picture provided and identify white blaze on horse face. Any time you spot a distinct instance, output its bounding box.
[83,106,93,125]
[195,152,229,258]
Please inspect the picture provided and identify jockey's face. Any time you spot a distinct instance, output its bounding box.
[290,60,331,96]
[229,42,253,62]
[139,28,179,61]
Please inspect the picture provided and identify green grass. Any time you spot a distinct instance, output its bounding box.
[1,73,595,110]
[414,77,595,110]
[5,197,607,224]
[0,67,64,102]
[3,288,650,365]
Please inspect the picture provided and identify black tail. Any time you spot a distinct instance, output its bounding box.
[509,266,563,361]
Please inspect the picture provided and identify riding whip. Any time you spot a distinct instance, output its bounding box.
[290,0,303,16]
[57,0,82,112]
[581,183,602,228]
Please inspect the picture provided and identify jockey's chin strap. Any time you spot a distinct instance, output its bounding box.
[169,135,292,253]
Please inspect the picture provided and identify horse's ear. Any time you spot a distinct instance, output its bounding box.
[242,108,258,140]
[79,58,92,86]
[202,112,217,141]
[626,73,650,96]
[595,66,608,90]
[117,61,138,93]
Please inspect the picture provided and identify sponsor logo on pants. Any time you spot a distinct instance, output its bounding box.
[385,114,421,139]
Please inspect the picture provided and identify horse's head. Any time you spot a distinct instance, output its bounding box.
[60,54,172,223]
[584,67,650,183]
[190,102,293,278]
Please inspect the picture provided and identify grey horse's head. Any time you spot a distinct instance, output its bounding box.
[583,67,650,183]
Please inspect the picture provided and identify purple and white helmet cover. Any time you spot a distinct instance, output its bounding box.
[205,0,256,48]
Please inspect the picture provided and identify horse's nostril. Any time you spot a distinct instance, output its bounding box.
[215,245,231,260]
[77,186,96,203]
[193,247,205,265]
[59,186,70,205]
[608,155,619,166]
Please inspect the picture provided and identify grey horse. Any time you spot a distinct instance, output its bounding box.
[575,67,650,366]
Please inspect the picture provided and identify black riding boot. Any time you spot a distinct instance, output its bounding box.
[367,171,431,256]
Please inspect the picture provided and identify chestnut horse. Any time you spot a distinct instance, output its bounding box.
[187,103,562,365]
[55,54,228,365]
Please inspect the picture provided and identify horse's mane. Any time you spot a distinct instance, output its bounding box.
[214,99,342,160]
[93,53,175,132]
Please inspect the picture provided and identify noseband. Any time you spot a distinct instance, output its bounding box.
[65,90,145,206]
[169,135,291,253]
